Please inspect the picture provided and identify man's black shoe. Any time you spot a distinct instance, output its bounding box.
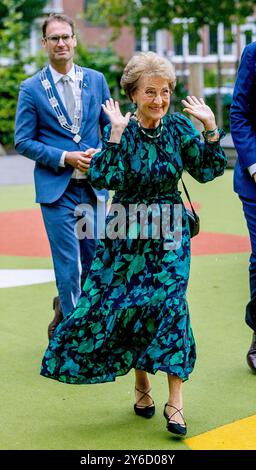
[247,333,256,372]
[47,296,63,340]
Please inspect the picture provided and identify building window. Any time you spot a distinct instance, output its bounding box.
[240,23,256,51]
[209,25,218,54]
[245,29,253,45]
[223,26,233,55]
[136,33,156,52]
[173,31,183,56]
[44,0,63,12]
[135,19,156,53]
[188,31,198,55]
[148,31,156,52]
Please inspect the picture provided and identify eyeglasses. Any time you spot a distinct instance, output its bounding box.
[44,34,74,45]
[139,89,172,100]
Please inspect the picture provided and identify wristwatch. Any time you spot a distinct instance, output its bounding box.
[202,127,219,142]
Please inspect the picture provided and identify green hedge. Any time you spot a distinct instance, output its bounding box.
[0,65,28,148]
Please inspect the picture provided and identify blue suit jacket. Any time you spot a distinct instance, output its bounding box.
[230,42,256,200]
[15,65,110,203]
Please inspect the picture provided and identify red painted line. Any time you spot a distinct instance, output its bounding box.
[0,209,51,257]
[184,201,201,211]
[191,231,251,255]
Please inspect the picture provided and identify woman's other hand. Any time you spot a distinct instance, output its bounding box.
[103,98,131,143]
[182,96,217,131]
[102,98,131,130]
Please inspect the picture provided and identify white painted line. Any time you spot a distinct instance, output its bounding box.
[0,269,55,288]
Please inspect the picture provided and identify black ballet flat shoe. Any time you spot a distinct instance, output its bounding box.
[134,387,155,419]
[163,403,187,436]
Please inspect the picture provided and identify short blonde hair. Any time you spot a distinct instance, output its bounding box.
[120,51,176,101]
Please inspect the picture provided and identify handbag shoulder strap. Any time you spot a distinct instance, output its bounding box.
[180,177,197,218]
[153,140,197,217]
[137,128,198,217]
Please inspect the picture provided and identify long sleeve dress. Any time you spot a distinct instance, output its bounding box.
[41,113,227,384]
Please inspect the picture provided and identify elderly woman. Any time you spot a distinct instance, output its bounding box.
[41,52,227,436]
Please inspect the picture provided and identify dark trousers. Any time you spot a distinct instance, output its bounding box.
[240,196,256,300]
[41,180,106,316]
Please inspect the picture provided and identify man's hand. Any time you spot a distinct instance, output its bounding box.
[85,147,101,157]
[253,173,256,184]
[65,151,93,173]
[81,148,101,172]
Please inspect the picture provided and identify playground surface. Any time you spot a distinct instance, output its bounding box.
[0,160,255,451]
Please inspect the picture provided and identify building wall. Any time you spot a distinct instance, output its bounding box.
[62,0,135,61]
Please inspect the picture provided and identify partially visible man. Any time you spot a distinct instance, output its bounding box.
[15,13,110,338]
[230,41,256,372]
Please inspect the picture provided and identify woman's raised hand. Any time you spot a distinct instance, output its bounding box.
[181,96,216,129]
[102,98,131,129]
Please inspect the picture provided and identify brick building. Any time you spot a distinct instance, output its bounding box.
[31,0,256,94]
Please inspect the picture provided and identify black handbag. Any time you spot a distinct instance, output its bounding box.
[180,178,200,238]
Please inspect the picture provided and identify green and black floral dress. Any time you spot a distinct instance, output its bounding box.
[41,113,227,384]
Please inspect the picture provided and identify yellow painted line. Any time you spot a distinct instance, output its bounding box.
[185,415,256,450]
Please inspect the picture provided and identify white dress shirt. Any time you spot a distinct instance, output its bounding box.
[49,64,86,179]
[248,163,256,177]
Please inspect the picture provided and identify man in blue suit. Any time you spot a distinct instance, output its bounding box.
[230,42,256,372]
[15,13,110,338]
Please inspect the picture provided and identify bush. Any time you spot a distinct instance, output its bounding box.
[75,42,124,98]
[0,65,28,148]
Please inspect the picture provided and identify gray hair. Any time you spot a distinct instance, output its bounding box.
[120,51,176,101]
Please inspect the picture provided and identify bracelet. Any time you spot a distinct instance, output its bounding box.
[202,127,218,138]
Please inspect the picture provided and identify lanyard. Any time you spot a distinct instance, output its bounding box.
[40,65,83,143]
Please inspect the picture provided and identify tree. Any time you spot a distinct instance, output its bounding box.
[0,0,47,147]
[0,0,47,37]
[87,0,256,127]
[87,1,256,33]
[75,42,124,98]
